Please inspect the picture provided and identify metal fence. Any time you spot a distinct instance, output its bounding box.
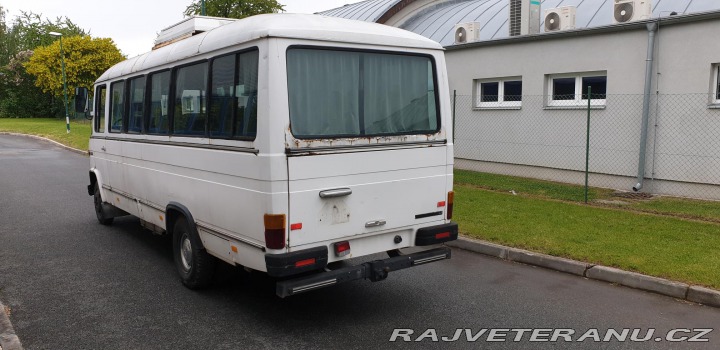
[452,93,720,200]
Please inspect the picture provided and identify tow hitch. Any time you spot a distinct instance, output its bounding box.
[275,247,451,298]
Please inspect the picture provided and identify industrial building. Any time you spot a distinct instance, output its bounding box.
[321,0,720,199]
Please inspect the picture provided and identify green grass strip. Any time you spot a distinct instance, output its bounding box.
[0,118,91,151]
[454,184,720,289]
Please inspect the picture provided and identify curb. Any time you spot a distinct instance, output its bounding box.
[446,236,720,308]
[0,301,22,350]
[0,132,87,156]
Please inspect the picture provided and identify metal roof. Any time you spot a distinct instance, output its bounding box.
[318,0,402,22]
[97,13,443,83]
[318,0,720,46]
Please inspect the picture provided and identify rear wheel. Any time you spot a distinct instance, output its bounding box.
[93,182,114,225]
[173,216,216,289]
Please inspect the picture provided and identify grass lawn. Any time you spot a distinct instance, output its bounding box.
[454,170,720,288]
[0,118,92,151]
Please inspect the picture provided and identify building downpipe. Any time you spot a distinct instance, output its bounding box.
[633,22,658,192]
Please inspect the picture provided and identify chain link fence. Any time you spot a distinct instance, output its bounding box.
[452,93,720,200]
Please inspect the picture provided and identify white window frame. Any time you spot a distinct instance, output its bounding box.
[546,72,607,108]
[474,77,522,109]
[712,64,720,105]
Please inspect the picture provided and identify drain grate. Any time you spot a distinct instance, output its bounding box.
[612,191,654,200]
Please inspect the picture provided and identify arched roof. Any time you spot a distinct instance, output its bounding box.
[318,0,720,46]
[97,14,442,83]
[319,0,403,22]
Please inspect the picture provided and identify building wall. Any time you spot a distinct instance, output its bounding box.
[446,19,720,198]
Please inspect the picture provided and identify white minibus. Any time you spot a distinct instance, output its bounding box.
[84,14,458,297]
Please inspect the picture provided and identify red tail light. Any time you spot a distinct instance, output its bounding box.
[435,232,451,239]
[334,241,351,257]
[295,258,316,267]
[264,214,286,249]
[447,191,454,220]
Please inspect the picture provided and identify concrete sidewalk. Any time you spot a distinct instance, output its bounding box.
[447,236,720,308]
[0,301,21,350]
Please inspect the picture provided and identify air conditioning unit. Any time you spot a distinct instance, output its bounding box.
[613,0,652,24]
[544,6,577,32]
[509,0,541,36]
[454,22,481,44]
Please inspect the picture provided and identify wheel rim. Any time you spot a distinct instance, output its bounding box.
[180,233,193,272]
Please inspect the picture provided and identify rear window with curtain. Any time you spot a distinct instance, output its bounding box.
[287,48,439,139]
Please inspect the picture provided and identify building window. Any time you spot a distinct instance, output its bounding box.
[713,64,720,104]
[474,77,522,108]
[547,72,606,107]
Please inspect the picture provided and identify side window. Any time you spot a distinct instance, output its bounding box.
[110,81,125,133]
[95,85,106,133]
[148,71,170,135]
[128,76,146,134]
[208,49,259,139]
[209,54,236,138]
[174,62,208,136]
[235,50,259,139]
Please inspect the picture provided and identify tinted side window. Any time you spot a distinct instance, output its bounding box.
[174,62,208,136]
[128,76,146,134]
[207,49,259,140]
[110,81,124,133]
[147,71,170,135]
[95,86,106,133]
[235,50,259,139]
[209,55,236,138]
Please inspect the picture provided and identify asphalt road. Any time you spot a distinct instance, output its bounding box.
[1,134,720,350]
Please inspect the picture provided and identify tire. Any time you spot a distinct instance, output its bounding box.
[93,182,114,225]
[173,216,216,289]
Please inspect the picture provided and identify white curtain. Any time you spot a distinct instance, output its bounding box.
[287,49,436,138]
[287,49,360,137]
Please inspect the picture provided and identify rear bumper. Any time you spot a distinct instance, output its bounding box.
[275,247,452,298]
[415,222,459,246]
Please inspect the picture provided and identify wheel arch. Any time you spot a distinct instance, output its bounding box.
[88,169,106,200]
[166,202,198,243]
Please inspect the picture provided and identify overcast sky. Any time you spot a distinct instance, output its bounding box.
[1,0,358,57]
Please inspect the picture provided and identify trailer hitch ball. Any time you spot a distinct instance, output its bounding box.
[369,262,390,282]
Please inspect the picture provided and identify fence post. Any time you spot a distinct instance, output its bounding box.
[452,90,457,144]
[584,86,591,203]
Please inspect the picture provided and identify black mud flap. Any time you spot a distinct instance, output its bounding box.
[275,247,451,298]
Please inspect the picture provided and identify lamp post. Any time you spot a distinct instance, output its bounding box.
[49,31,70,134]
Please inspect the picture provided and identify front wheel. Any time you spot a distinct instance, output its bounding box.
[93,182,114,225]
[173,216,216,289]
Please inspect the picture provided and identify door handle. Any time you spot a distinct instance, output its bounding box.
[365,220,386,228]
[319,188,352,198]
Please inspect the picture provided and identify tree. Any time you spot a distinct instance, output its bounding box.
[24,36,124,98]
[184,0,284,19]
[4,11,87,63]
[0,50,57,118]
[0,10,89,117]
